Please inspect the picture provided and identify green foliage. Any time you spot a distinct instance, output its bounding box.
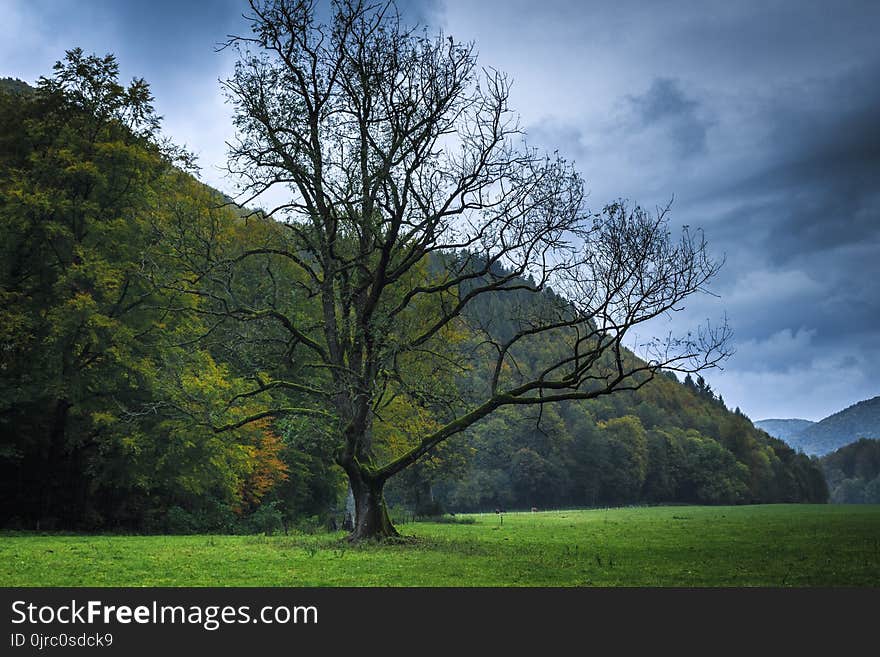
[269,417,347,525]
[821,439,880,503]
[418,277,828,512]
[598,416,648,504]
[0,51,171,527]
[243,501,285,534]
[679,432,750,504]
[0,78,32,96]
[0,53,292,531]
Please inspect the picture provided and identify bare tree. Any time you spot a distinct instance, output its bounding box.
[212,0,730,540]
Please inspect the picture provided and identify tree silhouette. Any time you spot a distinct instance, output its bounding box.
[205,0,731,539]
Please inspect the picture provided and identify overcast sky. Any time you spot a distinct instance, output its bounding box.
[2,0,878,421]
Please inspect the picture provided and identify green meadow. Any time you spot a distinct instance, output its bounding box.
[2,505,878,587]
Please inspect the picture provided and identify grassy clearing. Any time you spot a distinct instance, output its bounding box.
[2,505,878,586]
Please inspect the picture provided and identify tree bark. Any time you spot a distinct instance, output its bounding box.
[344,464,399,541]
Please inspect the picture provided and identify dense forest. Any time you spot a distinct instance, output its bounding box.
[820,439,880,503]
[0,54,827,534]
[389,364,829,515]
[0,62,293,532]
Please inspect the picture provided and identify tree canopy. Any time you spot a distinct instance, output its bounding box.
[0,52,288,530]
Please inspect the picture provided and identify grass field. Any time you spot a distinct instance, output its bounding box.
[2,505,879,586]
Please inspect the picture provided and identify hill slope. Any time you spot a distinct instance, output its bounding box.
[0,77,32,95]
[755,418,816,444]
[387,268,830,513]
[795,397,880,456]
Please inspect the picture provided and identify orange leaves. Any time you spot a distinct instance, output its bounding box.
[238,420,289,513]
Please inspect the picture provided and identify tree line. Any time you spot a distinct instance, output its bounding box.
[383,294,828,514]
[820,439,880,503]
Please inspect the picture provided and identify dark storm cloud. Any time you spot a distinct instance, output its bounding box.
[2,0,877,419]
[478,0,880,419]
[675,56,880,398]
[626,78,710,158]
[708,61,880,262]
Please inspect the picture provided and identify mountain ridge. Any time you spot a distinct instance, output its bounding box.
[754,418,815,444]
[757,396,880,456]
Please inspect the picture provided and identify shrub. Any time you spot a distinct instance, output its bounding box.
[243,501,284,534]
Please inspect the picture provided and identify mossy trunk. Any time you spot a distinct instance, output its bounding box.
[346,466,398,541]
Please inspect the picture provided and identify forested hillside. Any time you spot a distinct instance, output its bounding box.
[0,59,291,532]
[387,289,829,513]
[0,55,826,534]
[820,439,880,503]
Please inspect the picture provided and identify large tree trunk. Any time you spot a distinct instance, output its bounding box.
[345,465,399,541]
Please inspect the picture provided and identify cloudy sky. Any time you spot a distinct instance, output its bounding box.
[2,0,878,421]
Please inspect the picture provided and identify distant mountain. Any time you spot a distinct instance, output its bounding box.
[754,418,815,444]
[796,397,880,456]
[760,397,880,456]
